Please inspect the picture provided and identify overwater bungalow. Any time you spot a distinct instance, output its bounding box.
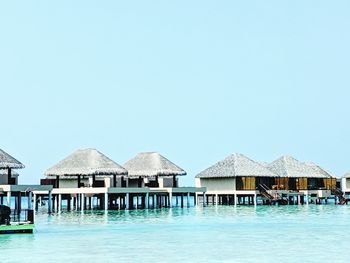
[264,157,335,191]
[122,152,197,208]
[195,153,278,205]
[123,152,186,188]
[41,148,129,211]
[0,148,24,185]
[265,156,337,204]
[41,149,205,211]
[195,153,338,205]
[43,148,128,188]
[0,148,52,233]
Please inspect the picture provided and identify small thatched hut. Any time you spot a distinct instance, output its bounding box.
[44,148,128,188]
[0,148,25,185]
[123,152,186,188]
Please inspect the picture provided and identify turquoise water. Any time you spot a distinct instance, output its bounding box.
[1,205,350,263]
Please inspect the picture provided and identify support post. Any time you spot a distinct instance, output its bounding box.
[125,193,130,210]
[28,192,33,209]
[56,175,60,188]
[92,175,96,187]
[113,175,117,188]
[145,193,149,209]
[153,194,157,208]
[104,193,108,210]
[48,191,52,213]
[254,194,257,206]
[18,193,22,217]
[33,193,37,211]
[7,168,12,184]
[58,194,62,212]
[81,194,85,211]
[203,193,206,207]
[77,194,80,210]
[168,192,173,207]
[187,193,190,207]
[173,175,177,187]
[6,191,11,207]
[215,194,218,206]
[67,196,71,211]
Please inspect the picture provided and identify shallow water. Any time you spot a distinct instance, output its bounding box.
[1,205,350,263]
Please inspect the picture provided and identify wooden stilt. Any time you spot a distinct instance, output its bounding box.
[67,196,71,211]
[169,193,172,208]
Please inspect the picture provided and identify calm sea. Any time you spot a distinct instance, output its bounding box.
[1,205,350,263]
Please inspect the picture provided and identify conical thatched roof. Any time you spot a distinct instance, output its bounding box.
[196,153,278,178]
[266,156,331,178]
[45,148,128,176]
[124,152,186,178]
[0,148,25,169]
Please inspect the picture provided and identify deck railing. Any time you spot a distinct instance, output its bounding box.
[10,209,34,224]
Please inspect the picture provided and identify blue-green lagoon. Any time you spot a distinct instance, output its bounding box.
[1,205,350,263]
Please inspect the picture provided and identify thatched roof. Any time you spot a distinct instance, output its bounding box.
[304,161,334,178]
[0,148,25,169]
[196,153,278,178]
[343,172,350,178]
[266,156,331,178]
[45,148,128,177]
[124,152,186,178]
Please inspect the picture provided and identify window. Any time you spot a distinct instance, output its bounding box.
[236,177,256,190]
[323,178,336,190]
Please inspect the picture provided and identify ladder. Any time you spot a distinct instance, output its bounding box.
[258,184,288,205]
[258,184,274,200]
[331,187,346,205]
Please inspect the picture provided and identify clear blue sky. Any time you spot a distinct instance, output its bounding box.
[1,1,349,185]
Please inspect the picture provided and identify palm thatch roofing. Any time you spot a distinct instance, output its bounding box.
[123,152,186,178]
[266,156,332,178]
[196,153,278,178]
[45,148,128,177]
[0,148,25,169]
